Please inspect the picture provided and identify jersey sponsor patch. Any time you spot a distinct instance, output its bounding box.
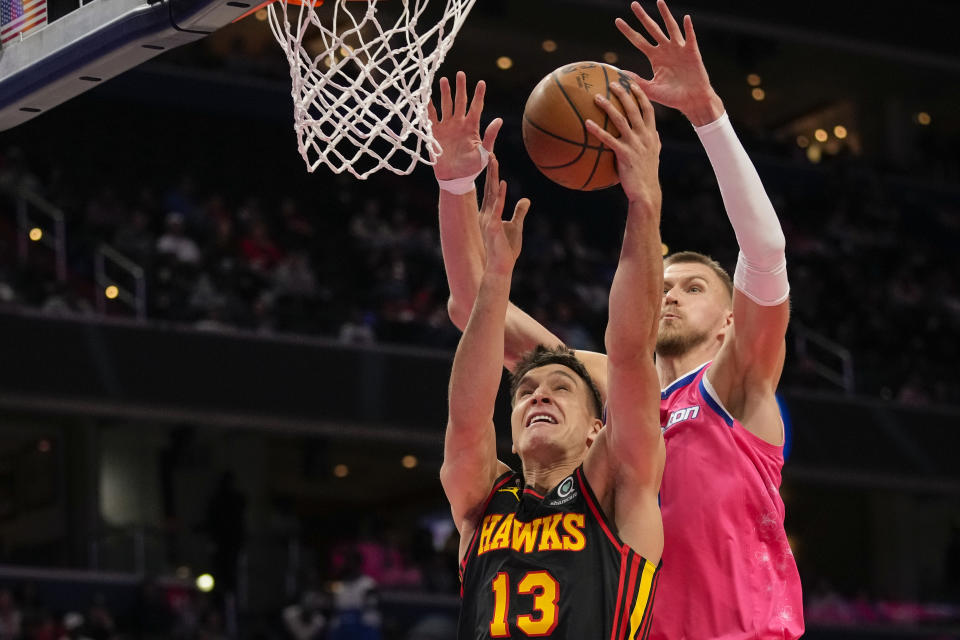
[548,475,578,506]
[663,404,700,430]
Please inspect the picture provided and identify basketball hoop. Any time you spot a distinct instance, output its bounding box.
[261,0,477,179]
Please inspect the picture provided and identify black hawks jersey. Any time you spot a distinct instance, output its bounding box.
[457,467,661,640]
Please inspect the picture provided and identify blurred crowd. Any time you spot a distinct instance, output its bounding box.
[0,99,957,406]
[0,580,257,640]
[0,520,461,640]
[806,581,960,630]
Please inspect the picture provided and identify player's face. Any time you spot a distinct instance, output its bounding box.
[657,262,732,358]
[510,364,601,461]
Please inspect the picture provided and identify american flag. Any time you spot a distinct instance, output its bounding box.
[1,0,47,45]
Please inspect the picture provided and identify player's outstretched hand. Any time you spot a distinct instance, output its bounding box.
[616,0,724,126]
[428,71,503,181]
[586,83,661,209]
[478,155,530,275]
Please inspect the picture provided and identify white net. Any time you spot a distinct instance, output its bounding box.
[267,0,477,179]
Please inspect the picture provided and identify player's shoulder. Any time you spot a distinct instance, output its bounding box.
[660,362,710,403]
[702,358,786,446]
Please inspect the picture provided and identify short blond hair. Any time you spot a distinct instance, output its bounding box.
[664,251,733,300]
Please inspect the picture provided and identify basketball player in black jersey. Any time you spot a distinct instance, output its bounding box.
[441,80,665,640]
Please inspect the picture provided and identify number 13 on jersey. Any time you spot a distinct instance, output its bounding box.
[490,571,560,637]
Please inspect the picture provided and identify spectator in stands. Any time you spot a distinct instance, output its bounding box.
[156,213,201,265]
[338,308,376,345]
[273,250,318,300]
[326,551,381,640]
[202,194,233,236]
[239,220,284,272]
[281,591,327,640]
[59,613,90,640]
[206,218,239,274]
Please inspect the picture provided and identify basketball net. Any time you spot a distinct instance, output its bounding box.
[264,0,477,178]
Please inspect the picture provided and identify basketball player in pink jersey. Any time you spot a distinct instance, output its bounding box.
[427,1,803,637]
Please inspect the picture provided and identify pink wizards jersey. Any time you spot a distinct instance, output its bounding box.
[651,363,803,640]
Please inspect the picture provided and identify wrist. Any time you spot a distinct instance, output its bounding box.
[438,185,477,198]
[684,91,725,127]
[482,265,515,282]
[627,194,662,217]
[436,146,490,192]
[625,182,662,213]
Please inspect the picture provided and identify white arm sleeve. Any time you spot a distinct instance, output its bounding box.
[694,112,789,306]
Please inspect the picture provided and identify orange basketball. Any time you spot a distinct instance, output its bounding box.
[522,61,640,191]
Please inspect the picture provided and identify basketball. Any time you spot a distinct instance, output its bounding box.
[522,61,641,191]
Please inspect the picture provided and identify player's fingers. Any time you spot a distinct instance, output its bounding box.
[656,0,684,44]
[468,80,486,123]
[609,82,644,130]
[683,14,697,48]
[512,198,531,229]
[439,76,452,119]
[496,180,508,217]
[631,83,657,130]
[630,1,668,45]
[427,100,439,126]
[615,17,654,53]
[487,153,500,187]
[480,155,499,216]
[594,94,632,138]
[623,71,656,96]
[482,118,503,153]
[454,71,468,118]
[585,119,622,153]
[622,69,645,85]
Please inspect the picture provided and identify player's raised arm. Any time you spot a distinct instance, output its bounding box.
[429,71,499,323]
[583,81,665,564]
[430,72,609,381]
[618,0,790,442]
[440,156,530,545]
